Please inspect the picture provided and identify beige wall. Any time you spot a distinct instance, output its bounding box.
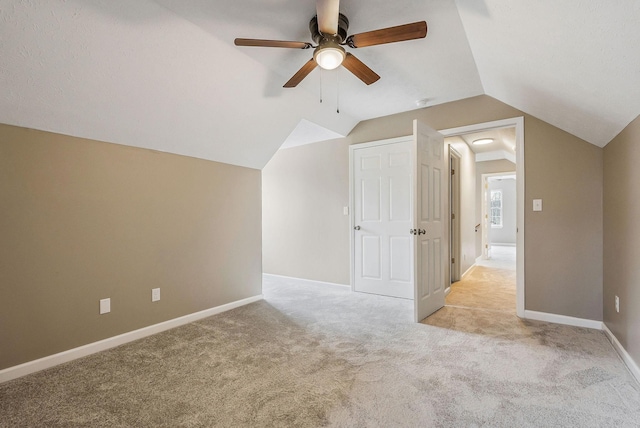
[263,95,603,321]
[262,138,350,284]
[603,114,640,364]
[0,124,262,370]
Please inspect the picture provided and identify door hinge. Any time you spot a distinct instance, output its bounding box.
[451,257,455,264]
[451,213,455,220]
[451,169,455,175]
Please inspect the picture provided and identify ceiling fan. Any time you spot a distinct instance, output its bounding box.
[234,0,427,88]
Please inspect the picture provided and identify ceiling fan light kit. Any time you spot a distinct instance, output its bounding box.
[314,43,346,70]
[234,0,427,88]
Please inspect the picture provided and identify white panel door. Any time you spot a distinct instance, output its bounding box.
[413,120,447,322]
[353,140,413,299]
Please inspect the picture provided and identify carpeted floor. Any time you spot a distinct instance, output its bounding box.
[1,274,639,427]
[447,265,516,312]
[424,265,518,337]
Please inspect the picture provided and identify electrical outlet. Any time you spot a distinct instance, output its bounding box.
[152,288,160,302]
[100,298,111,315]
[615,295,620,313]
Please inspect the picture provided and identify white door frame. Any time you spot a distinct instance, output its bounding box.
[438,117,525,318]
[448,146,462,288]
[481,171,516,260]
[349,135,414,293]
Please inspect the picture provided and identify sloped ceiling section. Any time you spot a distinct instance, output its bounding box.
[1,0,639,169]
[0,0,357,169]
[456,0,640,147]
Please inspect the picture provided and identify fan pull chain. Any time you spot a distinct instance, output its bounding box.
[336,69,340,114]
[319,68,323,104]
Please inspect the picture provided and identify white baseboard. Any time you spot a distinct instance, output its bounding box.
[461,264,476,279]
[0,294,263,384]
[602,323,640,384]
[263,273,351,290]
[523,310,603,330]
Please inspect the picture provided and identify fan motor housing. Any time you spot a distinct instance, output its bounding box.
[309,13,349,44]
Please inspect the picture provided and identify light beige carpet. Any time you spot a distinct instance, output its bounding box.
[1,275,639,427]
[423,265,519,337]
[446,265,516,312]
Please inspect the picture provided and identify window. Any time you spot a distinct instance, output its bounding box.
[490,190,503,228]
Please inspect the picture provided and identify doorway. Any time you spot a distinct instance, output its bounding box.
[480,172,517,267]
[439,117,524,317]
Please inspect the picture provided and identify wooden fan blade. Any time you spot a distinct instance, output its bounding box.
[234,38,312,49]
[342,53,380,85]
[316,0,340,35]
[284,59,318,88]
[346,21,427,48]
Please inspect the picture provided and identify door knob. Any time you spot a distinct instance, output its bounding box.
[354,225,361,230]
[418,229,426,235]
[410,229,416,235]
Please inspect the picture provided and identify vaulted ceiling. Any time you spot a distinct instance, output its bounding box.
[1,0,639,169]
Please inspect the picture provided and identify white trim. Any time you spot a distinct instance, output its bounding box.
[476,150,516,164]
[461,264,476,279]
[515,118,525,318]
[349,145,355,292]
[439,116,525,318]
[602,323,640,384]
[349,135,413,151]
[523,310,603,330]
[438,117,522,137]
[262,273,351,290]
[0,294,263,384]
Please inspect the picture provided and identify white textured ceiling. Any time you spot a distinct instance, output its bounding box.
[456,0,640,147]
[1,0,639,169]
[446,127,516,163]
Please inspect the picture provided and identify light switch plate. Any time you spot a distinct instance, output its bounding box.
[533,199,543,212]
[343,206,349,216]
[152,288,160,302]
[100,298,111,314]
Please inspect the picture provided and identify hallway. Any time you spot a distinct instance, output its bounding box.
[445,265,516,314]
[423,247,518,334]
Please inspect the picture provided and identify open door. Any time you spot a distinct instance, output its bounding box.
[413,120,447,322]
